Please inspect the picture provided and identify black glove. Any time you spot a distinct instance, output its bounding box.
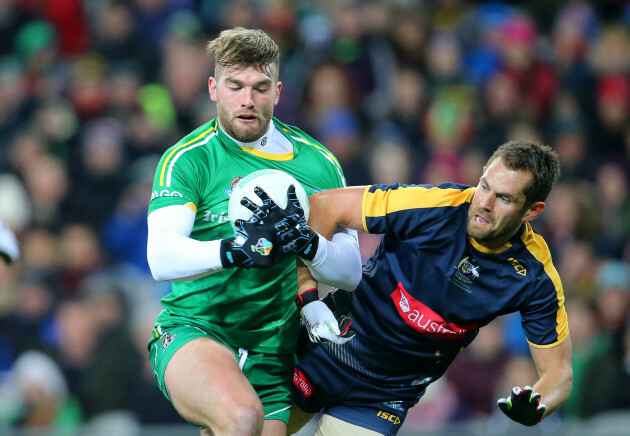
[278,185,319,261]
[220,186,298,269]
[497,386,546,426]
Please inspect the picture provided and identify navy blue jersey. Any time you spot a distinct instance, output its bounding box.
[322,183,569,391]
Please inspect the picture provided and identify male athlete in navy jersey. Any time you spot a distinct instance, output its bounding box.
[277,140,572,435]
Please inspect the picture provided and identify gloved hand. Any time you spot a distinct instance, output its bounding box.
[0,220,19,264]
[220,186,298,269]
[295,288,355,344]
[279,185,319,261]
[497,386,546,426]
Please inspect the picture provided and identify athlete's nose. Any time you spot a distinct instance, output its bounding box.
[479,192,494,211]
[241,88,255,108]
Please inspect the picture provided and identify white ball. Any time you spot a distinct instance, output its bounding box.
[227,169,310,226]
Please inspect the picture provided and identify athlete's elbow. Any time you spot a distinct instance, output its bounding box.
[147,252,174,281]
[148,263,168,281]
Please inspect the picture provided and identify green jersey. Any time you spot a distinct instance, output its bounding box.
[148,117,346,354]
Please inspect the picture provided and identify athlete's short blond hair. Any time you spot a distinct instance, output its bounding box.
[206,27,280,80]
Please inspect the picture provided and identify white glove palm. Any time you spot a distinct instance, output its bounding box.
[300,300,355,345]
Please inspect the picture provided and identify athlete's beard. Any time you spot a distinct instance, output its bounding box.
[217,104,273,143]
[466,208,522,247]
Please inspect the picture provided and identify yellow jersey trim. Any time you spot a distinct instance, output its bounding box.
[362,185,475,233]
[185,202,197,213]
[468,236,512,253]
[291,135,342,169]
[520,222,569,347]
[362,186,372,233]
[238,146,294,161]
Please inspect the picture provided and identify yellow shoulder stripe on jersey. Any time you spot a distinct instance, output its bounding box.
[185,202,197,213]
[291,135,342,169]
[520,222,570,347]
[239,146,294,161]
[290,135,346,186]
[159,126,217,186]
[364,185,475,219]
[361,186,371,232]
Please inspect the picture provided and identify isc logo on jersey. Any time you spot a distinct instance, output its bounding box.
[376,410,401,425]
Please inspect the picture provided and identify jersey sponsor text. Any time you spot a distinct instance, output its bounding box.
[391,283,478,338]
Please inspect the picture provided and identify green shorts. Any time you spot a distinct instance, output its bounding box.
[147,323,296,424]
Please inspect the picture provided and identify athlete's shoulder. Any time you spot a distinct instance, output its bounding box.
[274,118,336,155]
[514,223,563,290]
[153,120,221,187]
[274,118,346,187]
[165,119,219,155]
[273,118,319,143]
[517,223,555,265]
[366,183,475,211]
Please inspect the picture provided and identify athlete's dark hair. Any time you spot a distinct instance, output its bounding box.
[487,140,561,205]
[206,27,280,80]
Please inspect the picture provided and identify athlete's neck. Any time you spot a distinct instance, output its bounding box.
[220,120,293,155]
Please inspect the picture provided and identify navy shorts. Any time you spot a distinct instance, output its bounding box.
[292,330,422,436]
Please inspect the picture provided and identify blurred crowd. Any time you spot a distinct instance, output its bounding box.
[0,0,629,434]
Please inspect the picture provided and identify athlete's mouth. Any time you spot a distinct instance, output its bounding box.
[237,114,258,121]
[474,215,490,224]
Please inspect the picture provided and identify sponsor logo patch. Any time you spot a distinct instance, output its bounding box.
[391,283,477,339]
[293,368,314,398]
[151,189,184,200]
[410,376,433,386]
[383,401,406,412]
[161,332,176,350]
[254,238,273,256]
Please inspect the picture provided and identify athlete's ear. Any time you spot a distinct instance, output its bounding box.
[523,201,545,222]
[209,77,217,102]
[274,81,282,106]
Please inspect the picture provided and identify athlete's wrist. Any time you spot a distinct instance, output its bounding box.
[220,238,247,269]
[295,288,319,311]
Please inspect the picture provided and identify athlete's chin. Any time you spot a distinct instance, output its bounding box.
[467,226,493,243]
[232,126,264,142]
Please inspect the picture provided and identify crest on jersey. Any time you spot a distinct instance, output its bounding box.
[253,238,273,256]
[450,256,480,294]
[457,257,480,280]
[161,332,176,350]
[224,176,244,195]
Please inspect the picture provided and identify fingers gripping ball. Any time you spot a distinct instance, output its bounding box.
[228,169,309,228]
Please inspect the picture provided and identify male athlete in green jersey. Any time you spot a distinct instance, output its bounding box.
[146,28,361,436]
